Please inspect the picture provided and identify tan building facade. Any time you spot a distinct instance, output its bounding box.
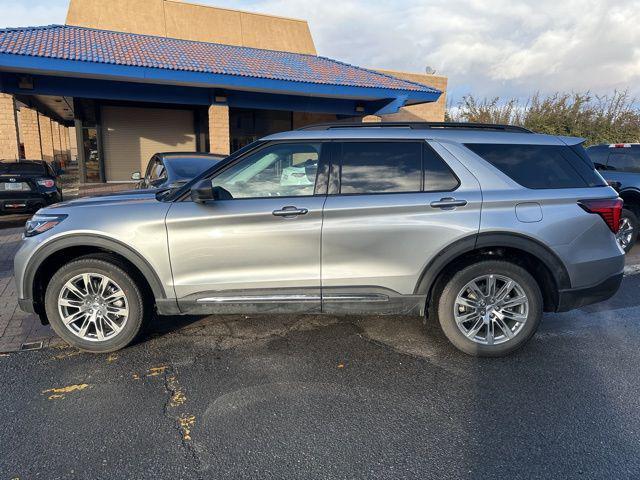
[66,0,317,55]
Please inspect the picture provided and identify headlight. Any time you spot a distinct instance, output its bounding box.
[25,214,67,237]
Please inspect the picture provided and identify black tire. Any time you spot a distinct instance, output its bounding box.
[617,208,638,254]
[44,256,146,353]
[436,260,543,357]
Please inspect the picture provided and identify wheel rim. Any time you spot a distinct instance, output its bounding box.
[454,274,529,346]
[616,217,634,250]
[57,273,129,342]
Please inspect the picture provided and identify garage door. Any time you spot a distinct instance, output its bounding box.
[101,106,197,182]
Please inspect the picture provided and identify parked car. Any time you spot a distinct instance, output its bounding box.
[131,152,225,190]
[0,160,62,214]
[586,143,640,252]
[14,122,624,357]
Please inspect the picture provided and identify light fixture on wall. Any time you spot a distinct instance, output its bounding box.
[214,95,227,104]
[355,105,365,113]
[17,75,34,90]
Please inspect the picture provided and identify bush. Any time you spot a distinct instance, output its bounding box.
[446,91,640,145]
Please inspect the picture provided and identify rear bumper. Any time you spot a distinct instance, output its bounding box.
[556,272,623,312]
[0,192,59,214]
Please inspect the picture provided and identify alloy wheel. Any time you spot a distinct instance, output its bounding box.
[616,216,634,251]
[454,274,529,345]
[57,273,129,342]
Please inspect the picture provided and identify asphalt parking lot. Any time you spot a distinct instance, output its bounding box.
[1,212,640,479]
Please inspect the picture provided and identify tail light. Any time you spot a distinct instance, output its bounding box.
[578,198,623,233]
[37,179,55,188]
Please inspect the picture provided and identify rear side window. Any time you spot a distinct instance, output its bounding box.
[465,143,606,189]
[607,149,640,173]
[424,144,459,191]
[339,142,422,194]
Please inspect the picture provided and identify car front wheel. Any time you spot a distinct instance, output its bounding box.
[436,260,543,357]
[44,256,145,353]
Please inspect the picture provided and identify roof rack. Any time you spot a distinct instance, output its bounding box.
[297,121,533,133]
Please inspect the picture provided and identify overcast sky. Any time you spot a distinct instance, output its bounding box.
[2,0,639,105]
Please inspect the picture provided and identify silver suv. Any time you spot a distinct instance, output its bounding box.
[14,123,625,356]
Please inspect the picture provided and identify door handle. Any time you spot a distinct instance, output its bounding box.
[430,197,468,209]
[272,206,309,217]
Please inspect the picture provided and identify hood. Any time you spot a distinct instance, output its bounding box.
[43,189,159,211]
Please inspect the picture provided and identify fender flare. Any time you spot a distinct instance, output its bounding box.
[413,232,571,295]
[24,234,167,302]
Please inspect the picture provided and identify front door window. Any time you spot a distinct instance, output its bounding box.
[211,143,321,199]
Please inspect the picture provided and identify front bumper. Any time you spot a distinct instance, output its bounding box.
[556,272,623,312]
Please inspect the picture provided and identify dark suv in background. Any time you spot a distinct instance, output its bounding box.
[587,144,640,252]
[0,160,63,214]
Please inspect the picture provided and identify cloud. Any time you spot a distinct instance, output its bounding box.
[214,0,640,102]
[0,0,67,28]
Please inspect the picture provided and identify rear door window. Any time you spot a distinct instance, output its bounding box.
[423,144,459,191]
[465,143,606,189]
[338,142,422,194]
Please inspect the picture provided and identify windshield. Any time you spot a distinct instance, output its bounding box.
[168,156,222,179]
[0,162,46,175]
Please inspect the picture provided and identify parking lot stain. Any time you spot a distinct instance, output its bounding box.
[42,383,89,400]
[106,353,118,363]
[178,414,196,441]
[147,365,168,377]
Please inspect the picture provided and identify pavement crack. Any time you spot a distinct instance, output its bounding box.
[160,363,203,473]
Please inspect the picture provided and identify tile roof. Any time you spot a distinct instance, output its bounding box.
[0,25,438,94]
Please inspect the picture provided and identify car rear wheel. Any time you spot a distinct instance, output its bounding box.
[616,208,638,253]
[436,260,543,357]
[44,256,145,353]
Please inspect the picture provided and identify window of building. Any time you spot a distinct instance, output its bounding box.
[465,143,606,189]
[338,142,422,194]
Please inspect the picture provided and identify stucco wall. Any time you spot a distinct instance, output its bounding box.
[66,0,317,55]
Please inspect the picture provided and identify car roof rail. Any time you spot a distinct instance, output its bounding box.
[297,121,533,133]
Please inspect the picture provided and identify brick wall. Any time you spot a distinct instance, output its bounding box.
[38,114,55,162]
[51,120,62,163]
[0,94,19,160]
[208,104,230,156]
[19,107,42,160]
[375,70,448,122]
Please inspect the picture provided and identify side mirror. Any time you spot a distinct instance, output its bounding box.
[131,171,141,181]
[190,179,214,203]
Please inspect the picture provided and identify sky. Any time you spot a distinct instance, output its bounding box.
[2,0,639,105]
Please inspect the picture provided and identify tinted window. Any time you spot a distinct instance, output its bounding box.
[211,143,321,199]
[607,150,640,173]
[423,144,459,191]
[339,142,421,194]
[0,162,46,175]
[169,157,221,179]
[586,146,609,169]
[465,143,606,189]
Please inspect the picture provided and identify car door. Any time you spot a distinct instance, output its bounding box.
[321,140,482,314]
[165,141,328,314]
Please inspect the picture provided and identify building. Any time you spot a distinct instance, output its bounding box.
[0,0,448,183]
